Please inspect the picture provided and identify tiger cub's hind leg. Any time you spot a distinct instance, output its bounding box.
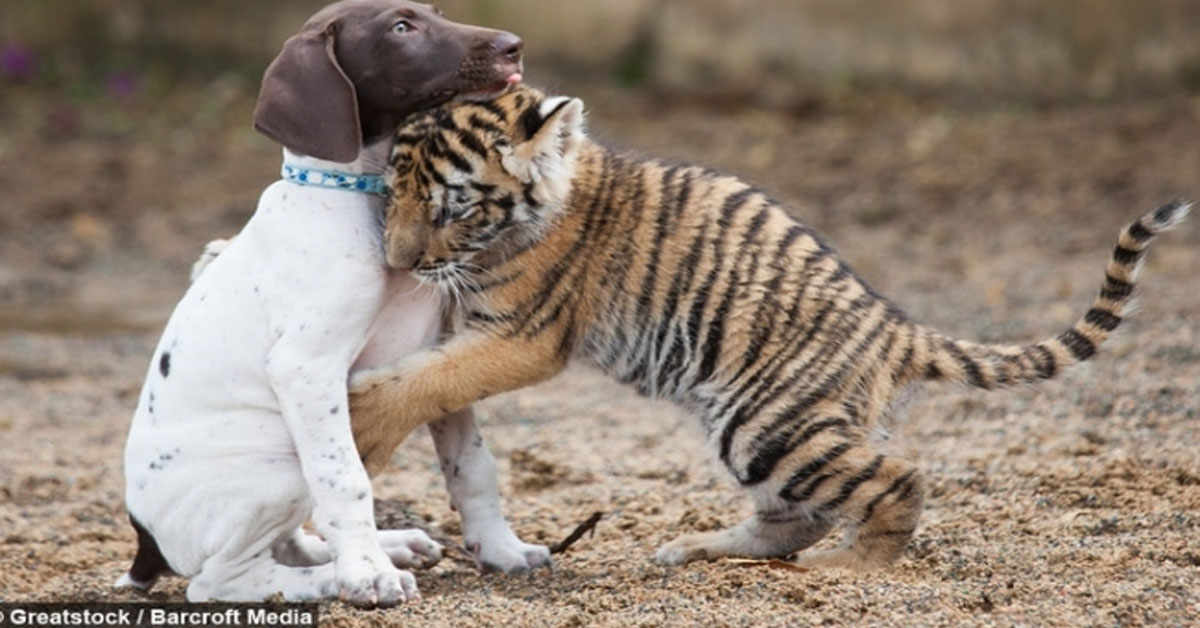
[656,443,923,570]
[785,448,925,571]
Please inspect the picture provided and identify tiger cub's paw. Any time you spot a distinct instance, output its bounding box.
[348,366,403,394]
[190,238,233,282]
[654,534,717,566]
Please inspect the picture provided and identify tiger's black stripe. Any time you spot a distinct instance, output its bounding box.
[1100,274,1134,300]
[722,289,873,433]
[719,296,882,468]
[780,443,852,502]
[1084,307,1122,331]
[1112,245,1141,264]
[520,155,620,340]
[698,205,769,379]
[1057,328,1097,361]
[741,416,849,486]
[596,164,650,369]
[697,197,768,384]
[727,252,854,410]
[943,340,988,389]
[510,156,619,337]
[1032,343,1057,379]
[857,469,918,526]
[1127,220,1154,242]
[729,225,808,385]
[817,455,884,513]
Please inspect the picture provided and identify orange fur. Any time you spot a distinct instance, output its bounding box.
[348,85,1190,568]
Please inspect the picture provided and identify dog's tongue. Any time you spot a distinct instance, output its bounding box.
[505,73,523,85]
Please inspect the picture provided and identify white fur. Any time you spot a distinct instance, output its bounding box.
[500,97,584,208]
[120,142,547,604]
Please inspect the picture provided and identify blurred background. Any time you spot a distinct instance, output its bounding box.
[2,0,1199,386]
[2,0,1199,305]
[2,4,1199,619]
[0,0,1198,386]
[2,0,1199,306]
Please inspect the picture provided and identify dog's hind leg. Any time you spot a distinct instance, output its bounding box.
[114,514,174,590]
[273,528,441,569]
[188,554,334,602]
[378,530,442,568]
[271,529,332,567]
[188,553,418,604]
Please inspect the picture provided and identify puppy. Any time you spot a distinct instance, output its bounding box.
[119,0,546,606]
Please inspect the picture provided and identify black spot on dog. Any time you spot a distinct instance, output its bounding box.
[330,405,339,415]
[159,352,171,378]
[149,452,173,471]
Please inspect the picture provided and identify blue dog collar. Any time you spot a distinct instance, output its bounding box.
[281,164,388,197]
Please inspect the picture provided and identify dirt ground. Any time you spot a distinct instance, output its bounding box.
[1,85,1198,627]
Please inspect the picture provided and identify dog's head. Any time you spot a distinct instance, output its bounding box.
[253,0,523,163]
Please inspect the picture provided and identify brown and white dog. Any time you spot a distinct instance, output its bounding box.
[118,1,547,606]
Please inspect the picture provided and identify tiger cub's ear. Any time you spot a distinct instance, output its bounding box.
[502,96,585,194]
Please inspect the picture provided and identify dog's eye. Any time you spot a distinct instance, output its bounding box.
[392,20,414,34]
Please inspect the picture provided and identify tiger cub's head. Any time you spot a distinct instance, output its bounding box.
[383,85,586,281]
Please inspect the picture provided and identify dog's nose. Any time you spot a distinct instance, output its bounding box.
[493,32,523,63]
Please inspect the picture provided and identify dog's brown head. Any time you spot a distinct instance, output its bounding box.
[254,0,523,163]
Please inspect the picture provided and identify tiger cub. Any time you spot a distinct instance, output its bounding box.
[348,85,1190,570]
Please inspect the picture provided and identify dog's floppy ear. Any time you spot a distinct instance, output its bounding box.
[253,24,361,163]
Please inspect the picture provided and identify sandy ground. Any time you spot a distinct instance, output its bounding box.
[1,86,1198,627]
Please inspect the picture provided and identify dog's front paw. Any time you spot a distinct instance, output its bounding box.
[469,535,552,574]
[335,551,418,607]
[380,529,443,569]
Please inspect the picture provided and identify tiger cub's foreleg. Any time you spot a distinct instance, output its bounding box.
[348,329,568,472]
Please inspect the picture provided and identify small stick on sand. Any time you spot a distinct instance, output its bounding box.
[549,512,604,555]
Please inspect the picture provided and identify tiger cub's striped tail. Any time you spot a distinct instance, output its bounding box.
[916,199,1191,389]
